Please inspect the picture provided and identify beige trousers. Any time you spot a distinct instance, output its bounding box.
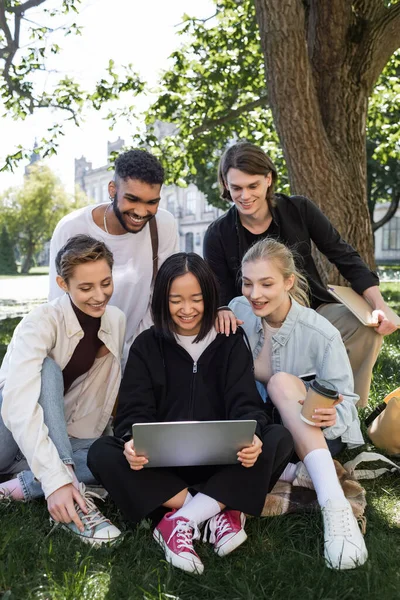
[317,303,383,407]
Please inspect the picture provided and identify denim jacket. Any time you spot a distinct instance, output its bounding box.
[229,296,364,448]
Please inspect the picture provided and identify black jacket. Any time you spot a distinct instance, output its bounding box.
[114,327,270,441]
[203,194,379,308]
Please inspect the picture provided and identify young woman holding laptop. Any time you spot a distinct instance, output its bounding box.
[88,252,294,574]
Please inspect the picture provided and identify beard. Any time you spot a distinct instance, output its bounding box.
[112,195,154,234]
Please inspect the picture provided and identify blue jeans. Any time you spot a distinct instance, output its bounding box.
[0,357,98,500]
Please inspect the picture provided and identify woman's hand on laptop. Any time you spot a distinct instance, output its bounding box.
[124,439,148,470]
[237,435,263,468]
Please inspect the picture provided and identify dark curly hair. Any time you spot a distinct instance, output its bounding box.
[114,149,164,186]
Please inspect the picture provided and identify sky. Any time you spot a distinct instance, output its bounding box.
[0,0,215,193]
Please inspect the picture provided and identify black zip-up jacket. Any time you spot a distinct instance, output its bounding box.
[114,327,271,441]
[203,194,379,308]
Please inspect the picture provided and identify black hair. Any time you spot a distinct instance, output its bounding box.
[151,253,219,342]
[114,149,164,186]
[55,234,113,282]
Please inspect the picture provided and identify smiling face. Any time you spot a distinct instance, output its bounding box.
[168,271,205,336]
[57,259,113,318]
[242,258,294,323]
[225,168,272,218]
[109,178,161,233]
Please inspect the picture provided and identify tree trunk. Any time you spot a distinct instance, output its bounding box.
[21,247,35,274]
[253,0,400,282]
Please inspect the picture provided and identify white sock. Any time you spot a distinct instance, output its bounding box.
[303,448,346,507]
[182,491,193,506]
[279,462,298,483]
[173,493,221,526]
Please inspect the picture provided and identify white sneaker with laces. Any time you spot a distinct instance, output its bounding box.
[322,499,368,570]
[53,483,121,546]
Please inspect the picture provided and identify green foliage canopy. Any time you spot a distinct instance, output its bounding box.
[128,0,399,216]
[0,163,87,272]
[0,0,144,171]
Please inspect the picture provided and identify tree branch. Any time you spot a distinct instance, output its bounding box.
[9,0,48,15]
[192,95,268,135]
[372,191,400,232]
[354,2,400,94]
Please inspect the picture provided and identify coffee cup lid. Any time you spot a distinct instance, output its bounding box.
[310,379,339,399]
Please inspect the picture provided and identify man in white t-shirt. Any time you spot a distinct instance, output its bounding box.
[49,149,179,362]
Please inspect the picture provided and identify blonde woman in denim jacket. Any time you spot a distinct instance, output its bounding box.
[228,238,367,571]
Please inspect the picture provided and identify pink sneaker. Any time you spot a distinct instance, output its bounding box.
[153,510,204,574]
[203,510,247,556]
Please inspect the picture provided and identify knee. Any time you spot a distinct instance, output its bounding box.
[41,356,63,385]
[87,435,123,473]
[267,372,292,399]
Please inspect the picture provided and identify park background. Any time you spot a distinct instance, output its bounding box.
[0,1,400,599]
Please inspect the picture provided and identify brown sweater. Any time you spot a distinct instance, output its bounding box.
[62,299,103,393]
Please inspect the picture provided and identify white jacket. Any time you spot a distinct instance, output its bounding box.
[0,294,126,498]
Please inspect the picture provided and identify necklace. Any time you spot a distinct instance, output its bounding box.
[103,204,111,234]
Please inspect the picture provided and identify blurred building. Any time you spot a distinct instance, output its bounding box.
[374,203,400,265]
[74,139,224,256]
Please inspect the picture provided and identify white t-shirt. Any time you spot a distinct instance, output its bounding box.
[49,204,179,363]
[175,328,218,363]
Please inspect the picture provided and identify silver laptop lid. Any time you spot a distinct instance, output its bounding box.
[132,420,257,468]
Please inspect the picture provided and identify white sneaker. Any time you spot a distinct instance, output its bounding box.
[292,462,314,489]
[54,483,121,546]
[322,499,368,570]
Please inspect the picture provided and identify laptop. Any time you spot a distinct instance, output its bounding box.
[132,420,257,468]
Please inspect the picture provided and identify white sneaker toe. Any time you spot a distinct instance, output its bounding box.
[322,499,368,570]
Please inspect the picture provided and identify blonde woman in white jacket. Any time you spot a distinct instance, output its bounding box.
[0,235,125,546]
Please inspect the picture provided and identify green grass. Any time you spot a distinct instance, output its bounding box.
[0,284,399,600]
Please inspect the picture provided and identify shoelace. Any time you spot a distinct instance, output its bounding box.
[202,513,232,544]
[324,506,353,538]
[167,519,200,552]
[48,482,109,534]
[75,483,109,530]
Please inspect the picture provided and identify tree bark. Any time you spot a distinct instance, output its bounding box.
[253,0,400,281]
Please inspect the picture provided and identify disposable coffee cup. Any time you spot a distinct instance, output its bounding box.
[300,379,339,426]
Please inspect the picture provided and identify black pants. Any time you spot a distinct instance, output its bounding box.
[87,424,294,524]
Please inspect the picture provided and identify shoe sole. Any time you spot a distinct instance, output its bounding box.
[58,523,122,547]
[215,529,248,557]
[153,528,204,574]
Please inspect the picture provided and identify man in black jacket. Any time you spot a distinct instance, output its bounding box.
[203,141,397,406]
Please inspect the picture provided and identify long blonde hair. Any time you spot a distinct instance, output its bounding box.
[242,238,310,307]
